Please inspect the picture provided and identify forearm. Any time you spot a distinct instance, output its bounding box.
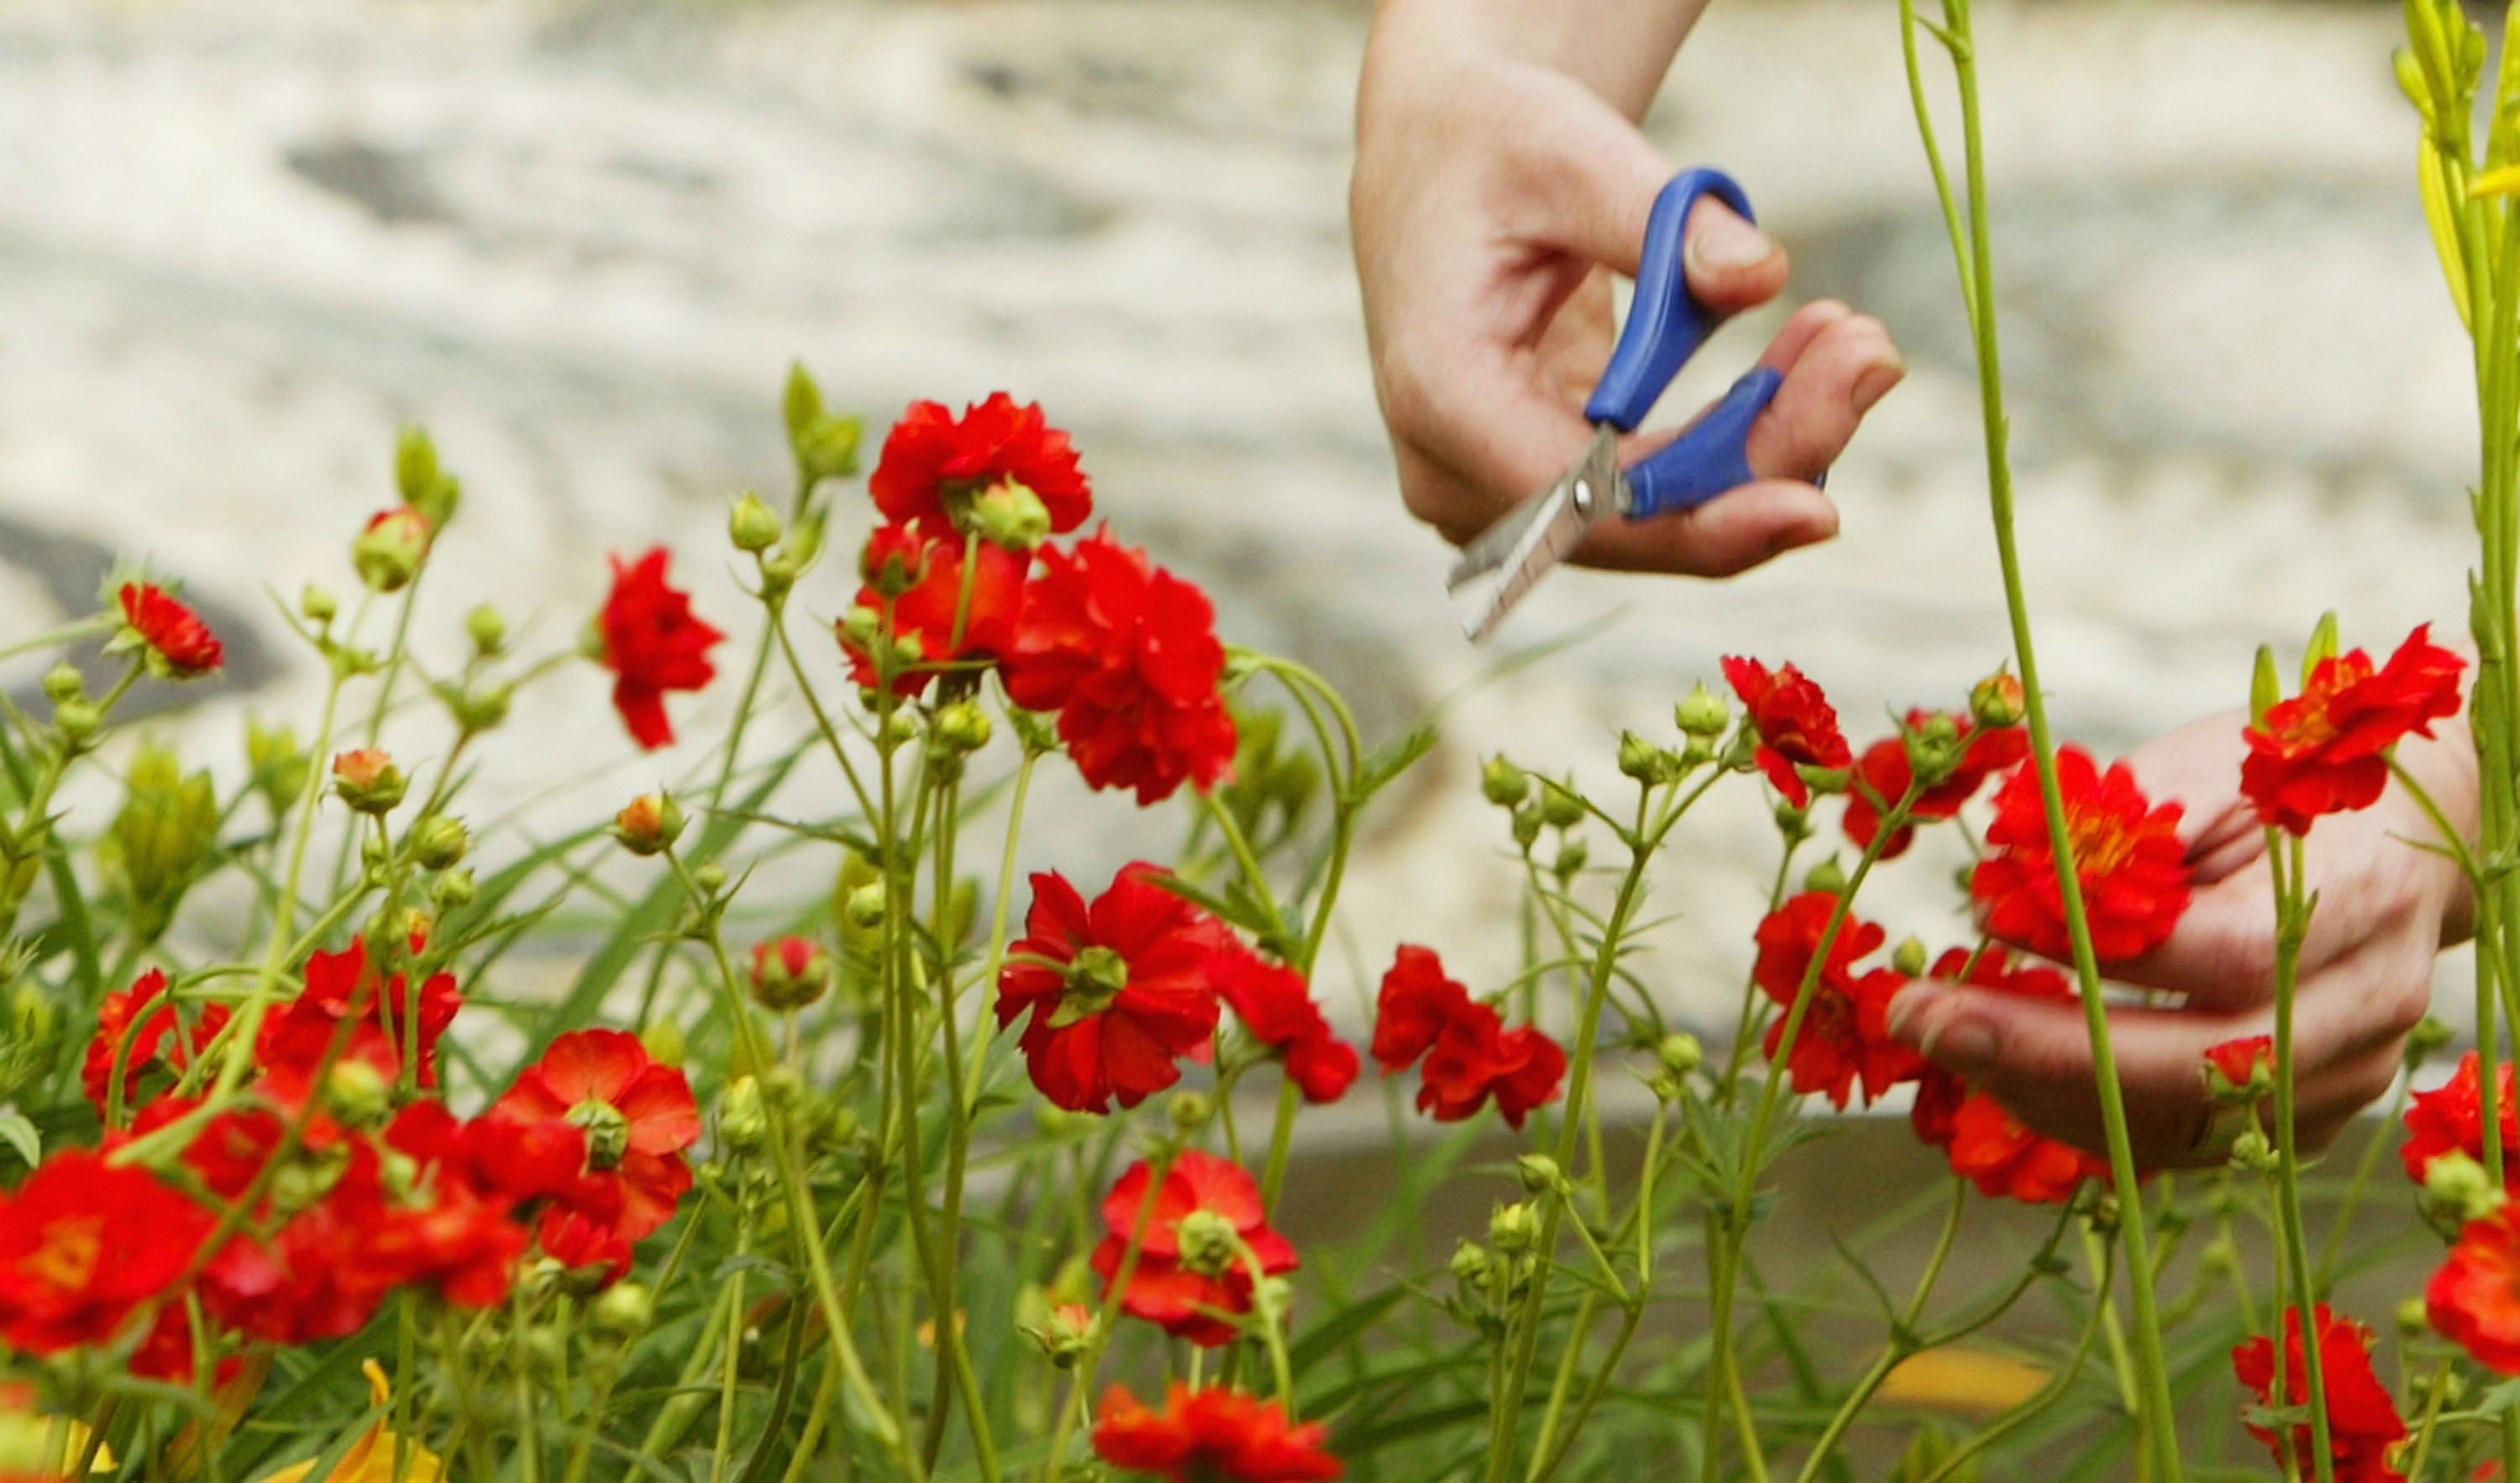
[1362,0,1710,122]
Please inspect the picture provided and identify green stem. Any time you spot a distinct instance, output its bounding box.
[2268,835,2335,1483]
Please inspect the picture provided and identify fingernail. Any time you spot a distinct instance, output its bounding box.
[1688,211,1776,271]
[1851,357,1906,417]
[1918,1014,1998,1070]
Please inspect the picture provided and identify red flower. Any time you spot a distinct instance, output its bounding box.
[2205,1035,2276,1095]
[1094,1383,1342,1482]
[118,582,223,677]
[85,968,228,1119]
[1216,950,1359,1104]
[2234,1304,2407,1481]
[1751,893,1919,1109]
[841,518,1028,696]
[1002,531,1237,804]
[493,1029,701,1243]
[870,394,1091,535]
[1720,657,1851,809]
[2433,1203,2520,1373]
[2244,626,2466,836]
[1369,946,1563,1129]
[0,1150,211,1354]
[1970,747,2191,963]
[995,865,1225,1114]
[256,936,462,1097]
[2405,1052,2520,1186]
[599,548,726,751]
[1842,711,2029,858]
[1907,951,2105,1203]
[1089,1150,1298,1348]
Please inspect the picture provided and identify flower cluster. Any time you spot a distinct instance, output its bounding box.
[1091,1150,1297,1347]
[1370,946,1565,1129]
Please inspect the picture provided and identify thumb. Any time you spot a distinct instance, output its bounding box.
[1530,112,1787,312]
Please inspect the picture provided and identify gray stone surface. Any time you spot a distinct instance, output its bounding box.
[0,0,2483,1046]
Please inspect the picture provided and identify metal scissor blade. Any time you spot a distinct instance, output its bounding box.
[1444,476,1597,643]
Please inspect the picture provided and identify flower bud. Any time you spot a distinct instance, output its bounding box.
[845,881,890,930]
[729,492,783,554]
[331,748,407,815]
[1969,668,2026,729]
[2407,1015,2454,1062]
[613,793,685,857]
[465,604,507,658]
[1481,756,1530,807]
[1892,937,1928,978]
[693,862,727,896]
[2426,1150,2506,1225]
[40,664,81,705]
[1674,684,1730,738]
[352,507,433,594]
[1802,856,1846,897]
[325,1057,393,1129]
[53,700,100,750]
[447,682,511,734]
[749,935,831,1012]
[247,720,311,816]
[1449,1239,1494,1290]
[1656,1033,1703,1078]
[720,1076,769,1154]
[1509,802,1544,852]
[2229,1127,2280,1176]
[411,815,469,871]
[1168,1091,1214,1134]
[1019,1300,1098,1368]
[1904,714,1965,789]
[432,867,476,909]
[765,514,828,587]
[933,700,992,755]
[1536,778,1585,830]
[1618,731,1679,785]
[642,1019,686,1068]
[969,479,1052,551]
[1552,841,1588,881]
[2397,1296,2430,1339]
[1489,1202,1541,1255]
[794,414,863,486]
[1175,1209,1242,1277]
[1774,799,1812,842]
[302,583,339,626]
[593,1281,655,1339]
[1516,1153,1569,1197]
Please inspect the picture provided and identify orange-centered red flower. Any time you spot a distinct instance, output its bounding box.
[1093,1383,1342,1482]
[1090,1150,1297,1348]
[1971,746,2190,963]
[997,864,1224,1114]
[1720,657,1851,809]
[493,1028,701,1243]
[598,548,726,751]
[118,582,223,677]
[2243,625,2465,836]
[1751,893,1919,1110]
[0,1150,211,1354]
[2233,1304,2407,1481]
[870,394,1091,537]
[1002,531,1237,805]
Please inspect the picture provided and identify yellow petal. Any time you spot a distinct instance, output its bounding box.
[251,1362,444,1483]
[2470,161,2520,198]
[1876,1347,2050,1416]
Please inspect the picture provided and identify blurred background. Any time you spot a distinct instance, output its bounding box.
[0,0,2484,1057]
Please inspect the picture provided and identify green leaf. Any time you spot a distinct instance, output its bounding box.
[0,1108,39,1170]
[2300,610,2339,688]
[1348,722,1437,804]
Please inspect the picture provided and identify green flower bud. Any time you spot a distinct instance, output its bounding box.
[729,492,783,554]
[1618,731,1679,785]
[395,426,441,508]
[1481,755,1530,807]
[2426,1150,2505,1224]
[301,582,339,626]
[1969,668,2025,729]
[325,1057,393,1129]
[613,792,685,857]
[1449,1239,1494,1289]
[795,415,863,485]
[2229,1127,2280,1176]
[410,815,469,871]
[1656,1033,1703,1078]
[331,748,407,815]
[933,700,992,754]
[1802,856,1846,897]
[1553,841,1588,881]
[40,664,81,705]
[968,479,1052,551]
[1892,937,1928,978]
[2397,1296,2431,1339]
[1175,1209,1242,1277]
[53,700,101,750]
[593,1281,655,1339]
[108,745,215,937]
[1509,802,1544,852]
[1489,1202,1541,1255]
[1774,799,1813,842]
[2407,1015,2455,1061]
[1516,1153,1569,1197]
[352,507,433,594]
[1536,778,1585,830]
[694,862,727,896]
[846,881,890,930]
[432,867,477,910]
[1168,1090,1215,1134]
[465,604,507,658]
[1675,683,1730,738]
[720,1076,769,1155]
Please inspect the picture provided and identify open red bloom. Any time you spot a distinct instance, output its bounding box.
[1720,657,1851,809]
[118,582,223,677]
[2404,1051,2520,1187]
[2234,1304,2407,1481]
[1971,747,2190,963]
[85,968,228,1119]
[997,865,1224,1114]
[1907,951,2105,1203]
[841,518,1028,696]
[1370,946,1564,1128]
[1752,893,1919,1109]
[870,394,1091,536]
[1842,711,2029,858]
[1094,1383,1342,1482]
[0,1150,211,1354]
[599,548,726,751]
[256,936,462,1098]
[2244,625,2465,836]
[1090,1150,1298,1347]
[493,1028,701,1243]
[2433,1203,2520,1373]
[1215,949,1358,1104]
[1002,531,1237,804]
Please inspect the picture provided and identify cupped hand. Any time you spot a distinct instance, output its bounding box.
[1887,709,2479,1166]
[1352,37,1905,576]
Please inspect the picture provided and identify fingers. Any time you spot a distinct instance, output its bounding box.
[1679,198,1790,316]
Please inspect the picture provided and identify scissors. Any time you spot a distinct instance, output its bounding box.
[1446,167,1785,643]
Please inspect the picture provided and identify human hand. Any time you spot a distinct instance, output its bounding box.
[1886,709,2479,1166]
[1351,23,1905,576]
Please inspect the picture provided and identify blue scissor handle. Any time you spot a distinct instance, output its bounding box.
[1584,167,1756,432]
[1625,367,1782,517]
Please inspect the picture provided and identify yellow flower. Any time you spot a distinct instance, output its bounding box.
[255,1361,442,1483]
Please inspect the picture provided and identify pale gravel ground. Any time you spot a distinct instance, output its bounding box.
[0,0,2484,1054]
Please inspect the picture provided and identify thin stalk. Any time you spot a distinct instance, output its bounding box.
[2268,837,2335,1483]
